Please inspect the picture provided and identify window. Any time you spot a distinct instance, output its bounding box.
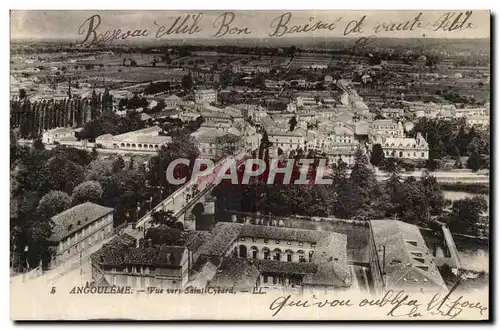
[251,247,258,259]
[406,240,418,247]
[287,241,291,245]
[275,240,280,244]
[264,239,269,244]
[240,237,245,242]
[298,242,303,247]
[252,238,257,242]
[421,152,425,157]
[310,243,316,248]
[263,248,270,260]
[273,249,281,261]
[263,275,268,283]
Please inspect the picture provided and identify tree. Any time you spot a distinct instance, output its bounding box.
[43,156,84,194]
[112,156,126,173]
[467,152,483,172]
[370,144,385,167]
[37,190,71,218]
[181,74,193,91]
[446,196,488,234]
[146,133,199,193]
[331,158,348,192]
[456,125,469,156]
[19,88,27,100]
[288,116,298,131]
[72,181,103,205]
[384,162,403,216]
[334,149,378,219]
[33,139,45,150]
[151,210,181,229]
[399,177,430,225]
[419,171,445,216]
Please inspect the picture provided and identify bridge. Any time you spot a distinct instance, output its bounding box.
[135,151,250,231]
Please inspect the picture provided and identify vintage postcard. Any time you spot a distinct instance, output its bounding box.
[10,10,490,320]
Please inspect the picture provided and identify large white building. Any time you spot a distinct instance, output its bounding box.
[42,127,82,144]
[465,115,490,127]
[95,126,172,152]
[267,128,310,156]
[372,132,429,160]
[194,89,217,105]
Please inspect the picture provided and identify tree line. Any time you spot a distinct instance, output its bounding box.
[11,89,113,139]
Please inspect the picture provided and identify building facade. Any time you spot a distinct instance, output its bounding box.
[50,202,114,265]
[95,126,172,153]
[372,132,429,160]
[198,223,352,293]
[194,89,218,105]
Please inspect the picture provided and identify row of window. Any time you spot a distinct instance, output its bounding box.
[385,151,426,158]
[118,143,160,149]
[239,237,316,248]
[61,227,109,255]
[63,216,110,249]
[385,143,419,148]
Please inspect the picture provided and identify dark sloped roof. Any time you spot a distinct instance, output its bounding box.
[50,202,113,242]
[209,257,260,289]
[239,225,332,244]
[255,259,318,275]
[185,231,213,254]
[124,245,186,267]
[370,220,448,292]
[196,223,241,256]
[92,233,187,268]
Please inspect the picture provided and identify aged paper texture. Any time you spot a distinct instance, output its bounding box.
[10,10,490,320]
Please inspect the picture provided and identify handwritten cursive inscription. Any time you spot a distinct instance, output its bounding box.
[213,12,252,37]
[78,14,149,46]
[433,11,474,32]
[268,280,487,319]
[374,12,425,34]
[269,12,342,37]
[154,13,203,38]
[269,294,352,317]
[75,10,482,48]
[426,281,487,319]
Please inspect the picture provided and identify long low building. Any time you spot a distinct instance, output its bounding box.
[198,223,352,294]
[96,126,172,152]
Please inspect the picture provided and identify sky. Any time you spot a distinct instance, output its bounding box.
[10,10,490,42]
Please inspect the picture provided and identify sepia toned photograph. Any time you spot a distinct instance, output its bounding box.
[9,9,490,321]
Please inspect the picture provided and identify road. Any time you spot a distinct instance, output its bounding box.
[10,230,125,290]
